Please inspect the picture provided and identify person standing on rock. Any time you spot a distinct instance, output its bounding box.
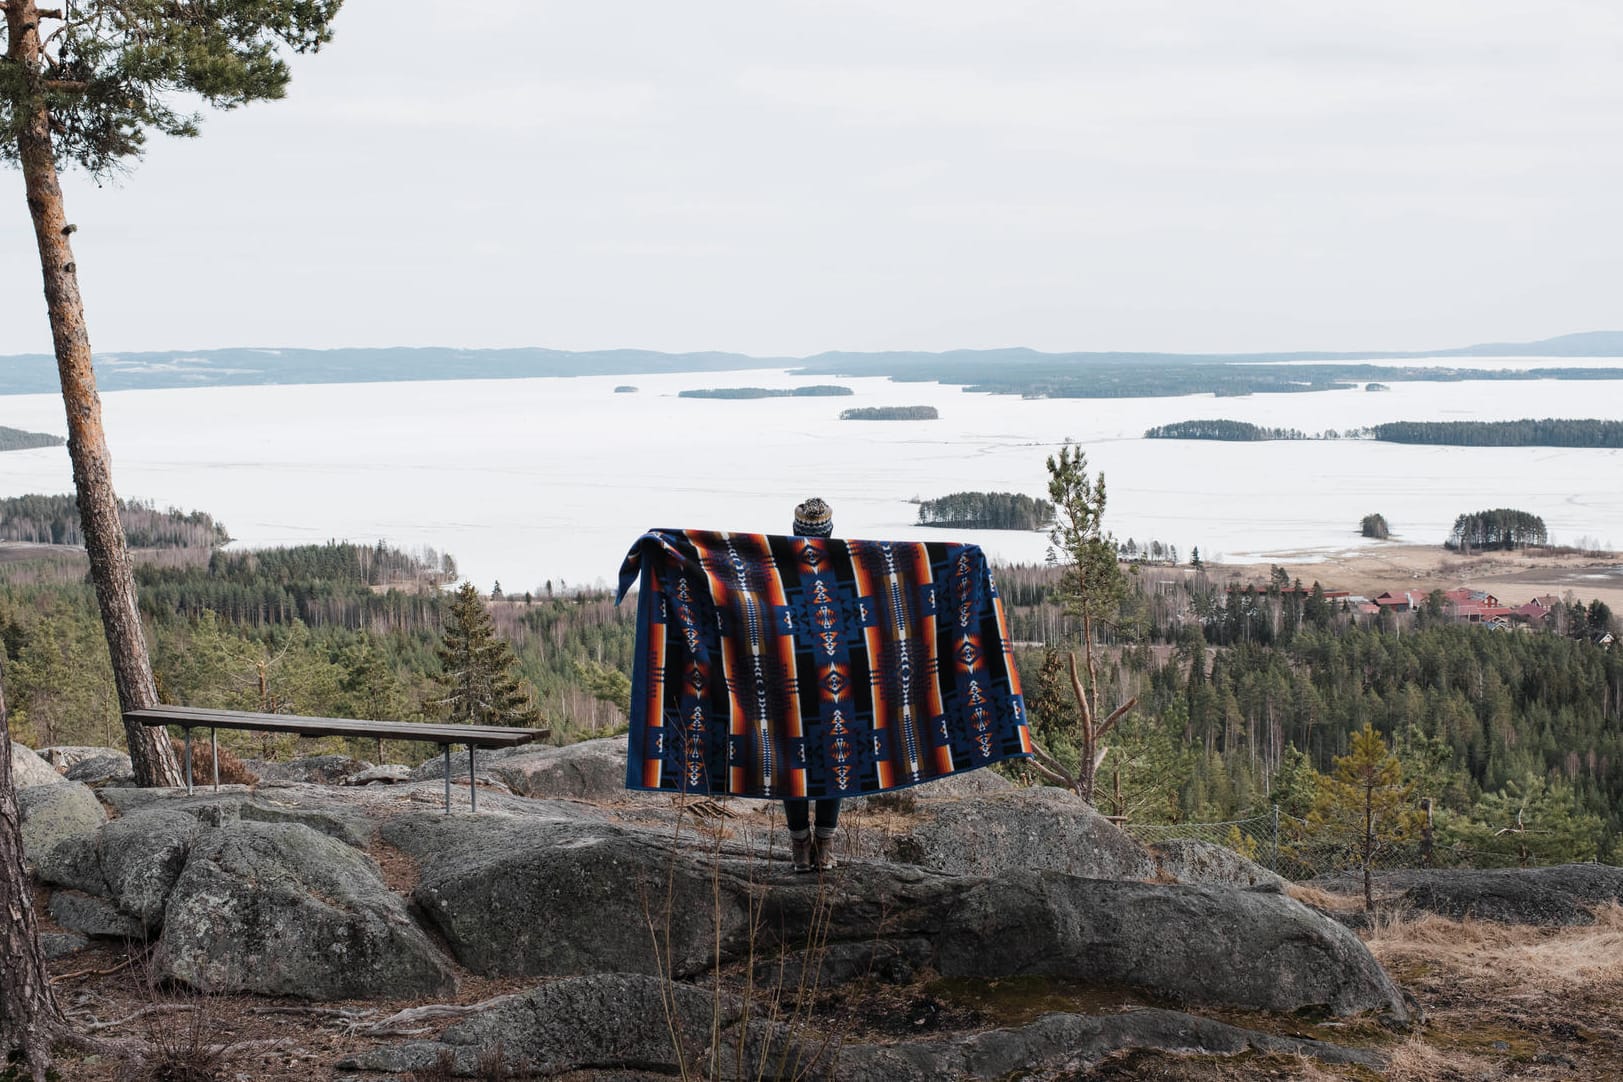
[787,497,842,873]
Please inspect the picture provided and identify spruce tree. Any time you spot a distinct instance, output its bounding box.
[434,583,539,727]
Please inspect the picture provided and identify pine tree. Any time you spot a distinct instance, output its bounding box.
[2,0,341,787]
[1437,774,1602,867]
[1309,724,1420,910]
[1037,443,1137,804]
[434,583,539,727]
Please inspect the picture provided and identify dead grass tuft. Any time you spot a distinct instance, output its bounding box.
[1365,904,1623,992]
[1279,1053,1356,1081]
[1287,884,1365,912]
[1383,1036,1496,1082]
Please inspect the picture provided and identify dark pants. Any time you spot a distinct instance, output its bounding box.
[783,798,841,835]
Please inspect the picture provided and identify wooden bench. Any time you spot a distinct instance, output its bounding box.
[126,705,550,813]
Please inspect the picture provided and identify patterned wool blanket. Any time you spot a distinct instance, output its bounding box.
[615,529,1032,799]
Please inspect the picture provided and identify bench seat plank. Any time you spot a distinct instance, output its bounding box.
[125,705,547,748]
[126,706,551,813]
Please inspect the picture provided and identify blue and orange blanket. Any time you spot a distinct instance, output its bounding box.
[615,529,1032,799]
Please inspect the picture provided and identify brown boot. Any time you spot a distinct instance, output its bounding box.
[791,833,814,873]
[812,833,838,872]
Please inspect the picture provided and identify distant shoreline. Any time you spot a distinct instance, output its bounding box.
[1210,543,1623,611]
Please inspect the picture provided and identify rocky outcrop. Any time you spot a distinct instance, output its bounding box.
[485,738,629,801]
[156,821,456,999]
[16,780,105,869]
[342,764,412,785]
[35,745,125,770]
[384,809,1408,1020]
[249,754,371,785]
[10,740,65,789]
[99,788,376,849]
[1315,864,1623,926]
[339,973,1385,1079]
[1150,838,1288,892]
[36,806,208,930]
[887,786,1155,880]
[49,891,145,940]
[64,752,133,786]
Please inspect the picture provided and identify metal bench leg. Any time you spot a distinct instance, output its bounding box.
[468,746,477,814]
[212,727,220,792]
[183,728,193,796]
[442,744,451,814]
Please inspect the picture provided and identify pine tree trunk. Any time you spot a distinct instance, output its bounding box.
[0,663,64,1080]
[7,0,181,788]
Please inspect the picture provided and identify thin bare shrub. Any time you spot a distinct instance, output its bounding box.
[643,797,858,1082]
[113,1000,226,1082]
[166,737,258,787]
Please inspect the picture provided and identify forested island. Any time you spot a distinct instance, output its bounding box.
[1144,420,1312,441]
[1372,418,1623,447]
[0,425,64,452]
[916,491,1054,531]
[1144,417,1623,448]
[678,385,852,399]
[1446,508,1549,551]
[613,385,637,393]
[840,405,939,420]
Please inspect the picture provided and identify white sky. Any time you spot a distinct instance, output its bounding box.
[4,0,1622,357]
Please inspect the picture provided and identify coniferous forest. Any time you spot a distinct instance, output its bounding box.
[1,500,1619,864]
[916,491,1054,530]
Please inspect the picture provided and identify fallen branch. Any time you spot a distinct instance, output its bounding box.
[82,1003,197,1033]
[250,1005,373,1023]
[350,991,528,1037]
[52,954,139,982]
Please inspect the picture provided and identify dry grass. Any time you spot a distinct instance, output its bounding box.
[1357,903,1623,1080]
[1382,1036,1498,1082]
[1365,903,1623,991]
[1286,884,1367,912]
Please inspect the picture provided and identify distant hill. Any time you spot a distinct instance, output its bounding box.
[0,332,1619,396]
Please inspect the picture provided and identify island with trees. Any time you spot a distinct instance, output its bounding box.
[840,405,939,420]
[678,385,852,399]
[1371,419,1623,447]
[1447,508,1549,551]
[916,491,1054,531]
[613,385,638,394]
[0,425,63,452]
[1144,420,1311,441]
[1360,513,1391,540]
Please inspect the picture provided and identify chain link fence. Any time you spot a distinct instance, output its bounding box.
[1125,808,1615,881]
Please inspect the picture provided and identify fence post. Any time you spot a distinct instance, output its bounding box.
[1271,804,1280,874]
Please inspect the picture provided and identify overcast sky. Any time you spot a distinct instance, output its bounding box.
[4,0,1621,357]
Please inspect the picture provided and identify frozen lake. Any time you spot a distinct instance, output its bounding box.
[2,363,1621,591]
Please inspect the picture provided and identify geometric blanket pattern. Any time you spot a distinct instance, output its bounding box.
[616,529,1032,800]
